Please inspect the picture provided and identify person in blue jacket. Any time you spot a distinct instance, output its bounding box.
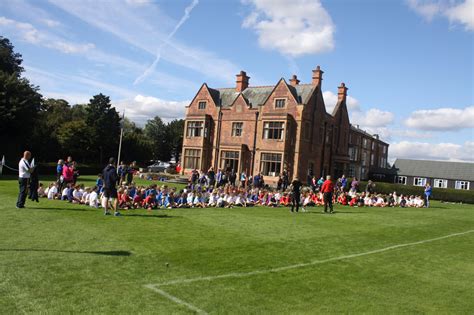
[424,183,432,208]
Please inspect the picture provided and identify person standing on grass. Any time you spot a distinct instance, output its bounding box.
[424,183,432,208]
[102,157,120,216]
[16,151,34,209]
[290,177,304,213]
[321,175,335,214]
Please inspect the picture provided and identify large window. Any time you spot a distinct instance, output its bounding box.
[184,149,200,169]
[434,179,447,189]
[397,176,407,185]
[260,153,282,176]
[349,147,358,161]
[370,153,375,166]
[361,151,367,166]
[198,101,206,109]
[186,121,203,137]
[413,177,426,187]
[363,138,368,149]
[263,122,284,140]
[231,122,243,137]
[455,181,470,190]
[220,151,239,172]
[348,164,356,177]
[275,99,286,108]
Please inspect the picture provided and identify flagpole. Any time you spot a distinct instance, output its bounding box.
[117,110,125,170]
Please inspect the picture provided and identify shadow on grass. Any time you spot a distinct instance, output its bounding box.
[306,210,366,214]
[0,249,131,256]
[123,213,179,219]
[27,206,90,212]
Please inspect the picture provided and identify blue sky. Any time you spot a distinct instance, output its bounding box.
[1,0,473,162]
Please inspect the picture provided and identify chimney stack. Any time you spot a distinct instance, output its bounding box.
[236,70,250,92]
[289,74,300,86]
[312,65,324,86]
[338,82,348,102]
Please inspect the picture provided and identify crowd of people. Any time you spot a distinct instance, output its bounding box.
[16,152,433,215]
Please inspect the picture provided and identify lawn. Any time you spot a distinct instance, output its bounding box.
[0,175,473,314]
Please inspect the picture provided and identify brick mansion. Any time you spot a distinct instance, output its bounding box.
[181,66,389,184]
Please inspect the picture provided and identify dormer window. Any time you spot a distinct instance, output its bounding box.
[198,101,206,109]
[275,99,286,108]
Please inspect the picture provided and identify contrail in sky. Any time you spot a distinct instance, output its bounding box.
[134,0,199,85]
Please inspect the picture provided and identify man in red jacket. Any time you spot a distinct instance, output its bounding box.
[320,175,335,214]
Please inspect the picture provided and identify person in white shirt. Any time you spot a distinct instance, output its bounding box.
[17,151,34,208]
[47,184,58,199]
[89,187,99,208]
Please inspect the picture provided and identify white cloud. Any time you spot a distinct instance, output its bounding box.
[114,95,188,125]
[445,0,474,30]
[405,106,474,130]
[389,140,474,162]
[242,0,335,56]
[48,0,240,84]
[323,90,360,114]
[351,108,395,128]
[41,18,61,27]
[134,0,199,85]
[407,0,474,31]
[0,16,95,54]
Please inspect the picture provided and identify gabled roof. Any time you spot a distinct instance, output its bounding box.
[393,159,474,181]
[210,83,316,108]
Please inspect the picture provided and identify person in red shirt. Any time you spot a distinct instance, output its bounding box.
[320,175,335,214]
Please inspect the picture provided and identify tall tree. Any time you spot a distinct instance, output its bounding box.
[166,119,184,161]
[0,37,42,161]
[85,94,120,163]
[0,36,24,76]
[121,118,152,164]
[144,116,170,161]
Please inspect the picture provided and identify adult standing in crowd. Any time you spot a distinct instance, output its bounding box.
[102,157,120,216]
[290,177,303,213]
[62,157,74,187]
[365,180,375,195]
[424,183,432,208]
[16,151,34,209]
[321,175,335,214]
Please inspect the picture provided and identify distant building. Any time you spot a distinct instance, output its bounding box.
[181,66,389,184]
[393,159,474,190]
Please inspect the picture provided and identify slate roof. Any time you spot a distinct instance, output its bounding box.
[393,159,474,181]
[210,83,315,108]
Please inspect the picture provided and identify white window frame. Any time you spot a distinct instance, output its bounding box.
[413,177,427,187]
[434,179,447,189]
[397,176,407,185]
[275,98,286,109]
[263,121,285,140]
[198,101,206,110]
[455,180,470,190]
[231,122,243,137]
[260,152,282,177]
[186,121,204,137]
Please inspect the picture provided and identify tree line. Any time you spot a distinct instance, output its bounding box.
[0,36,183,165]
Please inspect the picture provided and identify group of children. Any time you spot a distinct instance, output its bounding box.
[38,176,426,211]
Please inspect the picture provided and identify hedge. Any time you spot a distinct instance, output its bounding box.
[356,181,474,204]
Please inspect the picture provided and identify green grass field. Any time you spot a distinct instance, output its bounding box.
[0,175,473,314]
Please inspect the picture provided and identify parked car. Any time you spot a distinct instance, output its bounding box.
[147,161,170,173]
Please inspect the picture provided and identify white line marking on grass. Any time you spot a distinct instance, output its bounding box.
[150,229,474,287]
[144,284,208,314]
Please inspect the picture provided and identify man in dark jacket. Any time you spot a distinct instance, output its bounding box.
[103,157,120,216]
[290,177,303,213]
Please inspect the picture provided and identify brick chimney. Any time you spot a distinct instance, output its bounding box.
[312,65,324,86]
[289,74,300,86]
[236,70,250,92]
[338,82,348,102]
